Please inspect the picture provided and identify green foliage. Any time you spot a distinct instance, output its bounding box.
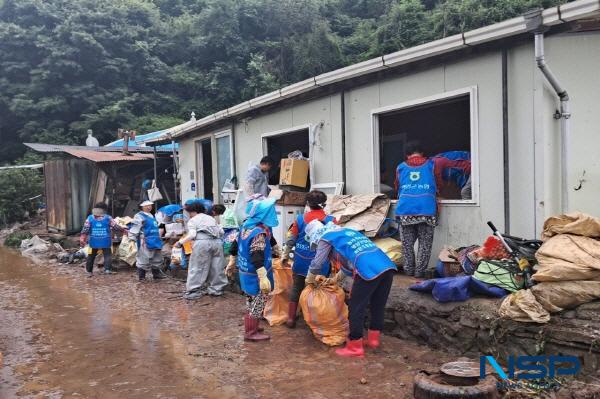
[0,0,569,163]
[4,231,33,247]
[0,169,44,225]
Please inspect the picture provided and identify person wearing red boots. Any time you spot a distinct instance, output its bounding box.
[281,190,336,328]
[226,198,279,341]
[305,220,396,358]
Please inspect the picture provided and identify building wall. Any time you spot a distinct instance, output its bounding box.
[175,30,600,266]
[542,31,600,218]
[345,52,505,254]
[233,94,344,187]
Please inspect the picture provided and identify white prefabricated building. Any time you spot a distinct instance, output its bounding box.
[148,0,600,261]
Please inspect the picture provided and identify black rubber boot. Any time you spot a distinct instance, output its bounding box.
[137,268,146,281]
[151,268,167,280]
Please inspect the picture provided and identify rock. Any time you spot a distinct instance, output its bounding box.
[359,377,368,385]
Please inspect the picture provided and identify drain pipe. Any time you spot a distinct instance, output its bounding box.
[534,31,571,212]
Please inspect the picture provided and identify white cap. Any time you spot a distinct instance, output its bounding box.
[305,220,325,246]
[140,200,154,207]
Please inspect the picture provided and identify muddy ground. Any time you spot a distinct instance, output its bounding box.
[0,246,456,399]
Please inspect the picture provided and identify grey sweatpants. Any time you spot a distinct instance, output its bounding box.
[186,239,228,295]
[136,244,163,271]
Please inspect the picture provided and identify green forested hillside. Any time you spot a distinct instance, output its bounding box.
[0,0,567,162]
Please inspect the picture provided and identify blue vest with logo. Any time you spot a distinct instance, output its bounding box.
[88,215,112,249]
[139,212,163,250]
[395,160,437,217]
[320,228,396,280]
[237,225,274,296]
[292,214,334,277]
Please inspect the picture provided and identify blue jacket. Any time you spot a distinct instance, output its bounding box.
[87,215,112,249]
[320,228,396,280]
[139,212,163,250]
[293,214,334,277]
[395,160,437,217]
[237,225,274,296]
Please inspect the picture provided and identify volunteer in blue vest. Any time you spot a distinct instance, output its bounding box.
[394,143,438,278]
[281,190,336,328]
[128,200,166,281]
[226,198,279,341]
[305,221,396,358]
[80,202,125,277]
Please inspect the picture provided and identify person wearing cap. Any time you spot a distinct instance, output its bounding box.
[244,156,274,197]
[281,190,336,328]
[225,198,279,341]
[175,201,227,299]
[80,202,125,277]
[128,200,166,281]
[305,220,396,358]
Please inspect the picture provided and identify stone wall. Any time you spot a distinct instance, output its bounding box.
[383,276,600,373]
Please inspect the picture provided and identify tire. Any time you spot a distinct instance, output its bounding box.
[413,371,499,399]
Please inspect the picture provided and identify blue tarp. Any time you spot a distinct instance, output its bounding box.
[106,130,178,151]
[409,276,508,303]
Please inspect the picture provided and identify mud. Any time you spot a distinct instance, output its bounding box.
[0,247,455,398]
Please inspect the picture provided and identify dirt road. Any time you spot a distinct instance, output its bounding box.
[0,247,452,398]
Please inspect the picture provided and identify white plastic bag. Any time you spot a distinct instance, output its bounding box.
[118,236,137,266]
[147,179,163,202]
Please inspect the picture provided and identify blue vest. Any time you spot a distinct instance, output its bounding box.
[237,225,274,296]
[139,212,163,250]
[292,214,334,277]
[395,160,437,217]
[88,215,112,249]
[320,228,396,280]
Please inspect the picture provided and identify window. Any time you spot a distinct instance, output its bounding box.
[215,132,233,198]
[372,87,478,203]
[195,138,213,201]
[262,127,310,186]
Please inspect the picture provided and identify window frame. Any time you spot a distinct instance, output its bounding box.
[214,129,234,200]
[370,86,479,206]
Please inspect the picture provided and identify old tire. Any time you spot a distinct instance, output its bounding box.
[413,371,499,399]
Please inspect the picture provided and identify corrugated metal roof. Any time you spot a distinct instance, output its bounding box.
[144,0,600,145]
[62,148,154,163]
[24,143,168,154]
[105,129,179,150]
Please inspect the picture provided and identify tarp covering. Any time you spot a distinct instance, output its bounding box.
[500,213,600,323]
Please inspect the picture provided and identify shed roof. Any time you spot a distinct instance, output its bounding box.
[62,148,154,163]
[105,129,180,150]
[145,0,600,145]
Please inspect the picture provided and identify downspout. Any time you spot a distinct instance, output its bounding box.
[531,23,571,212]
[502,48,510,234]
[340,90,347,194]
[231,121,237,185]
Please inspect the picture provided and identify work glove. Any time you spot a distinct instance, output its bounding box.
[256,267,272,294]
[174,241,182,248]
[225,256,237,278]
[272,244,282,258]
[324,270,346,286]
[305,272,317,286]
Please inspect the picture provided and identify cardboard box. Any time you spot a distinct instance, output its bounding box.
[279,158,309,188]
[268,189,308,206]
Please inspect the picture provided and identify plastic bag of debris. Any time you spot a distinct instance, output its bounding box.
[118,236,137,266]
[300,276,349,346]
[20,235,51,257]
[263,259,293,326]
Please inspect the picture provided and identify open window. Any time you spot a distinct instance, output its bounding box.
[372,87,478,203]
[262,127,310,187]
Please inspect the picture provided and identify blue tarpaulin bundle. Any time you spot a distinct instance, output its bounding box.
[409,276,507,303]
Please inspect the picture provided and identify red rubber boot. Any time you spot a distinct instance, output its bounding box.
[363,330,381,349]
[244,314,270,341]
[285,302,298,328]
[335,338,365,358]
